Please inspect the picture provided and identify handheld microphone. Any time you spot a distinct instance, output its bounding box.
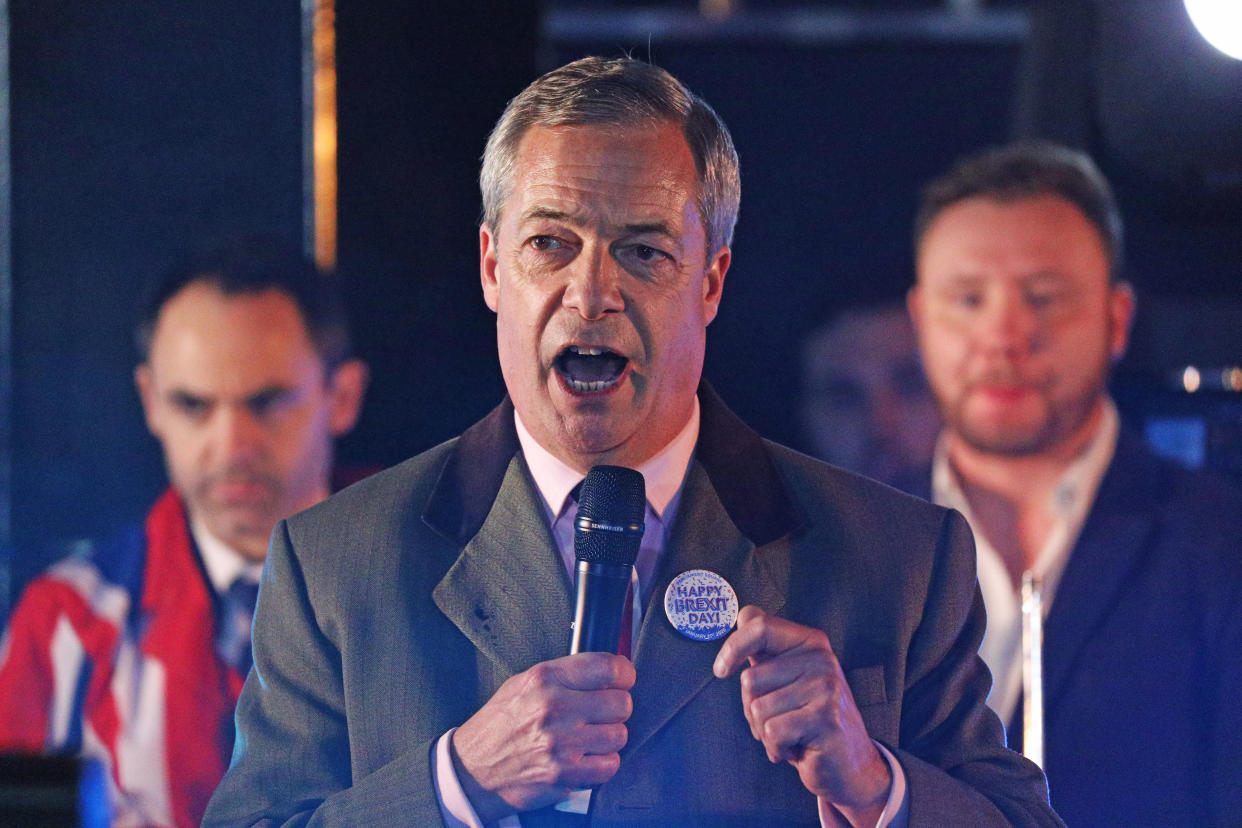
[569,465,645,654]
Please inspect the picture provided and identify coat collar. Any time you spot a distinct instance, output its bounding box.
[431,456,575,675]
[422,396,521,548]
[1042,429,1160,709]
[422,382,802,548]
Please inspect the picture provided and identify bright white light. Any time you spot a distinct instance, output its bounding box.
[1185,0,1242,60]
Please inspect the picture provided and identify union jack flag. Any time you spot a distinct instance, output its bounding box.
[0,490,244,827]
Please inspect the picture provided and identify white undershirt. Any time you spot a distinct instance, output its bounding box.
[931,400,1119,725]
[190,515,263,595]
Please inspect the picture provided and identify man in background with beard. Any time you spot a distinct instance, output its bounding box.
[909,142,1242,825]
[0,239,368,827]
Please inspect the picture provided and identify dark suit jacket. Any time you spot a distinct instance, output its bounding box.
[204,387,1059,827]
[912,430,1242,826]
[1036,432,1242,826]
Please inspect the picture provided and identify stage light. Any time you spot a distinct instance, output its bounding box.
[1184,0,1242,60]
[1183,366,1202,393]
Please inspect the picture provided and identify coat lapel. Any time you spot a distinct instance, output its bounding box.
[432,456,574,676]
[1043,432,1157,711]
[424,386,802,742]
[625,461,790,756]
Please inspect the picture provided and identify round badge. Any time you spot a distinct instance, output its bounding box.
[663,569,739,642]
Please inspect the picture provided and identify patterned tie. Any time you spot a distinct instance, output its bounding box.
[218,578,260,676]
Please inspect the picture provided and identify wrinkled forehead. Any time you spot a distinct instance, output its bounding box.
[505,123,703,231]
[513,121,699,199]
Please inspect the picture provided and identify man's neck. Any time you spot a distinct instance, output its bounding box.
[515,398,700,520]
[949,400,1106,505]
[189,513,265,594]
[532,401,699,476]
[294,484,333,516]
[945,398,1107,580]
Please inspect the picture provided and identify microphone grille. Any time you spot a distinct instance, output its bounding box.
[574,465,645,565]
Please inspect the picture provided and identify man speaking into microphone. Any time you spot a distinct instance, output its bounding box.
[205,58,1059,827]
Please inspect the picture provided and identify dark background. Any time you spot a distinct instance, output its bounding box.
[2,0,1240,617]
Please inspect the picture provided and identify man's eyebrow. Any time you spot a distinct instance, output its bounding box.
[622,221,676,239]
[1022,269,1072,283]
[166,388,212,410]
[518,207,584,226]
[245,385,298,406]
[935,273,983,287]
[517,209,677,241]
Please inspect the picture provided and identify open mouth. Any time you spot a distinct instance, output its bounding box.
[554,345,630,393]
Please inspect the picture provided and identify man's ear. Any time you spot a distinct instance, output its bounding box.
[327,358,369,437]
[480,222,500,313]
[701,246,730,325]
[1108,281,1136,362]
[906,285,924,334]
[134,363,162,436]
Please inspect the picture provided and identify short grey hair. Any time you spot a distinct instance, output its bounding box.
[915,141,1124,280]
[480,56,741,255]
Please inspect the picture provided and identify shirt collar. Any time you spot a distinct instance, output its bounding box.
[514,396,701,521]
[190,514,265,595]
[1050,400,1119,517]
[932,399,1118,724]
[932,397,1120,583]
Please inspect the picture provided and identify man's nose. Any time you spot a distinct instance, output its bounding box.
[214,406,265,462]
[561,247,624,320]
[978,293,1037,355]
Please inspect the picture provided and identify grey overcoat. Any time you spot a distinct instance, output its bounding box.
[204,386,1060,827]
